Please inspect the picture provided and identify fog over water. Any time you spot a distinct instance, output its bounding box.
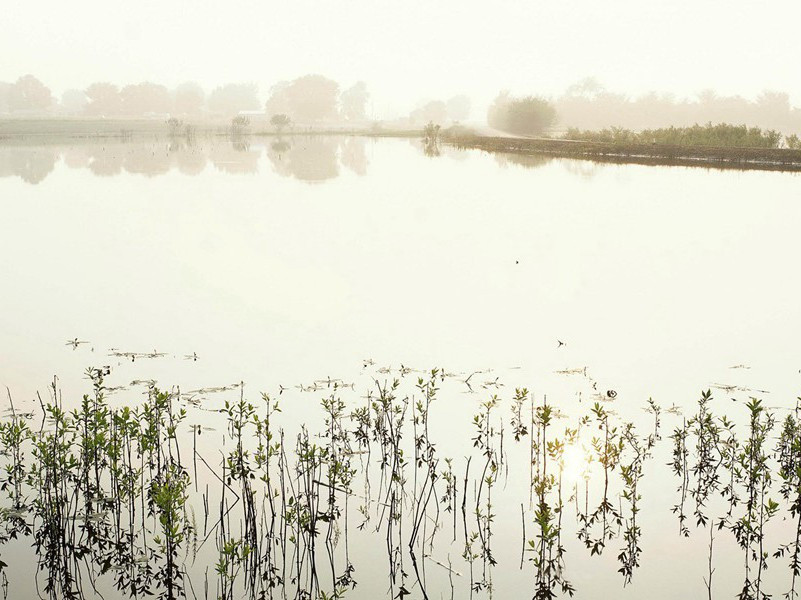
[3,4,801,599]
[1,137,801,599]
[3,0,801,118]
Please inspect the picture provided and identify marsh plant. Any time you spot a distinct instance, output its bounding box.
[0,366,800,600]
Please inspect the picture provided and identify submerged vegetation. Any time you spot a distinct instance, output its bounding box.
[0,366,800,599]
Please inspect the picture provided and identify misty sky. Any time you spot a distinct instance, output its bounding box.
[3,0,801,118]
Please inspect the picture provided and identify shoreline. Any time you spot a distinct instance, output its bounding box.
[442,133,801,173]
[3,119,801,172]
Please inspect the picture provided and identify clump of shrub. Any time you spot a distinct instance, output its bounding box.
[269,113,291,133]
[488,92,556,136]
[230,115,250,135]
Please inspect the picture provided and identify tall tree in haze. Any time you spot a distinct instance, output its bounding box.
[409,100,447,125]
[277,75,340,122]
[119,82,171,116]
[340,81,369,121]
[270,113,292,133]
[173,82,205,116]
[264,81,292,117]
[564,76,604,99]
[9,75,53,111]
[446,95,471,122]
[208,83,260,116]
[755,90,792,131]
[488,92,556,136]
[85,82,122,116]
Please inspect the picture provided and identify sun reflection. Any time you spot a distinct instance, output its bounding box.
[561,443,592,484]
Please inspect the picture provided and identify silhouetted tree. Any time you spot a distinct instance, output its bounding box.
[488,92,555,136]
[173,82,205,116]
[230,115,251,136]
[446,95,471,122]
[264,81,291,117]
[85,82,122,116]
[119,82,171,116]
[269,113,292,133]
[265,75,339,122]
[340,81,369,121]
[9,75,53,111]
[208,83,260,117]
[409,100,447,125]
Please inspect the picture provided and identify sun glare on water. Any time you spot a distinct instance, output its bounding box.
[561,443,592,485]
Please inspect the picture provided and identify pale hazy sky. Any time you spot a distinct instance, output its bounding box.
[3,0,800,117]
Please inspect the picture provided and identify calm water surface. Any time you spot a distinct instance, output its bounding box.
[1,136,800,599]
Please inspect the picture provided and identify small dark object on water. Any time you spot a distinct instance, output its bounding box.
[557,340,565,348]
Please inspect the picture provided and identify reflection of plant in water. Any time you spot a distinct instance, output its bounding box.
[423,122,441,157]
[468,394,499,594]
[617,406,659,586]
[321,391,357,596]
[5,367,801,600]
[528,394,575,598]
[731,399,777,600]
[775,397,801,600]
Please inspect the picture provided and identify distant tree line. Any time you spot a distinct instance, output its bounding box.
[485,78,801,144]
[407,95,471,126]
[554,78,801,136]
[0,73,374,123]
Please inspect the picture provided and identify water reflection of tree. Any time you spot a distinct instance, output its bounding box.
[0,137,374,183]
[122,144,173,177]
[494,152,552,170]
[340,137,368,176]
[209,141,261,174]
[0,147,58,184]
[562,159,599,180]
[266,136,339,182]
[409,136,441,158]
[87,148,124,177]
[172,140,207,176]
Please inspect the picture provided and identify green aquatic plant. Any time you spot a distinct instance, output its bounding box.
[731,399,777,600]
[4,366,801,600]
[578,402,623,556]
[527,394,575,599]
[775,397,801,600]
[617,410,659,586]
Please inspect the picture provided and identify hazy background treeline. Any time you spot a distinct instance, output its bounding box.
[553,77,801,135]
[0,74,374,123]
[3,73,801,140]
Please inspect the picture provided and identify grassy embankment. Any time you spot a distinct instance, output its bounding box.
[443,123,801,172]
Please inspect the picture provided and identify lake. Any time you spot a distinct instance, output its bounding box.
[0,135,800,599]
